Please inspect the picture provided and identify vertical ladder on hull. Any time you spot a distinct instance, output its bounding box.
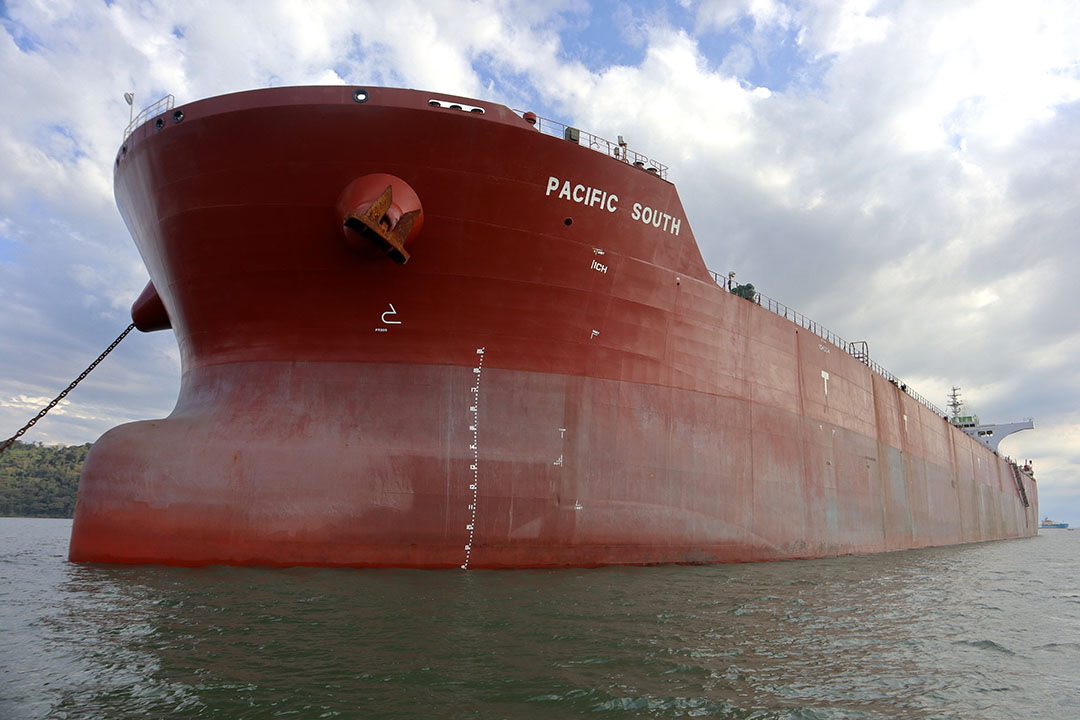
[1009,462,1030,508]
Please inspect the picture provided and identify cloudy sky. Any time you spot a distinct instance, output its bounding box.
[1,0,1077,524]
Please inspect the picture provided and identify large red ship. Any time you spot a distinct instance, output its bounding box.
[70,86,1038,567]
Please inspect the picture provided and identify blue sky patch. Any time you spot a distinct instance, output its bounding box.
[556,3,650,73]
[696,15,816,92]
[0,234,15,263]
[35,124,84,163]
[2,11,43,53]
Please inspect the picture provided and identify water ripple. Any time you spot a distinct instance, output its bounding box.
[1,520,1077,719]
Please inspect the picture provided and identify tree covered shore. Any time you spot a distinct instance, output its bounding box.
[0,441,90,518]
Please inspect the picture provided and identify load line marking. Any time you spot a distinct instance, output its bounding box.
[462,346,485,570]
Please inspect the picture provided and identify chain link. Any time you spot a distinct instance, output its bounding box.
[0,323,136,456]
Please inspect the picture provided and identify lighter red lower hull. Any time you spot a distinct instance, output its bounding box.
[70,359,1036,567]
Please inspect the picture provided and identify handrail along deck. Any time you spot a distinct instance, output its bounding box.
[513,110,669,180]
[123,95,175,141]
[709,270,946,417]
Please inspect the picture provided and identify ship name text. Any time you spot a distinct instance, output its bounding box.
[545,175,682,235]
[630,202,681,236]
[546,176,618,212]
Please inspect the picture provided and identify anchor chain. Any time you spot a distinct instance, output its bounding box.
[0,322,136,456]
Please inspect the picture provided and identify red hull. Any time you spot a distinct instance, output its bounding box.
[70,87,1037,567]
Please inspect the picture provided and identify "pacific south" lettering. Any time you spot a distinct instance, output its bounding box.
[631,202,681,236]
[546,176,618,213]
[544,175,682,236]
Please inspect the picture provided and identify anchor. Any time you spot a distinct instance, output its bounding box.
[343,184,420,265]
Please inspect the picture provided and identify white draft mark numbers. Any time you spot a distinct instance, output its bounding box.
[462,347,485,569]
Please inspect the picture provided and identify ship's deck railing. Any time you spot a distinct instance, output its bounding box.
[123,95,175,141]
[710,270,947,417]
[512,110,668,180]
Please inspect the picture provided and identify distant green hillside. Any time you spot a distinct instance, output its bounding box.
[0,441,91,518]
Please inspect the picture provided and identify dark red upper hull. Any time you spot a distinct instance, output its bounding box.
[70,86,1037,567]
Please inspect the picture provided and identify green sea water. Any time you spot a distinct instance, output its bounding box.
[1,518,1076,719]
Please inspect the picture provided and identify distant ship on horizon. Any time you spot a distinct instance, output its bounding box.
[1040,517,1069,529]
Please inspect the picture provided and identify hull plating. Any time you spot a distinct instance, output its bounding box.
[70,87,1038,567]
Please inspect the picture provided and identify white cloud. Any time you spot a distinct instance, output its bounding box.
[567,28,761,159]
[794,0,889,58]
[696,0,793,34]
